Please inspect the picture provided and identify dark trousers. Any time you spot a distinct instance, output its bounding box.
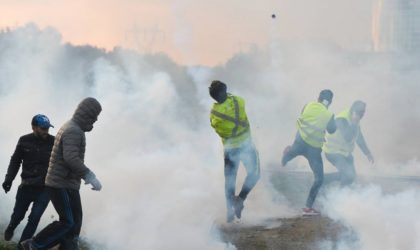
[224,141,260,212]
[324,153,356,186]
[282,133,324,208]
[8,185,49,244]
[32,187,82,250]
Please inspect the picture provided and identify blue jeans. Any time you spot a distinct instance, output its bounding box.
[8,185,50,244]
[32,187,82,250]
[324,153,356,186]
[224,141,260,212]
[282,133,324,208]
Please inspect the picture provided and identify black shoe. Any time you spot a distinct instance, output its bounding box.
[4,225,14,241]
[17,243,24,250]
[20,239,38,250]
[234,196,244,219]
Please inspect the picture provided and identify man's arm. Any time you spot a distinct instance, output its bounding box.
[326,115,337,134]
[61,130,92,178]
[6,138,24,181]
[3,138,24,192]
[356,129,373,162]
[61,130,102,190]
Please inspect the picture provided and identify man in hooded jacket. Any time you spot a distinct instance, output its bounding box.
[21,97,103,250]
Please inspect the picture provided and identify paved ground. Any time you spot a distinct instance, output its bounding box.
[219,216,351,250]
[1,170,418,250]
[219,169,420,250]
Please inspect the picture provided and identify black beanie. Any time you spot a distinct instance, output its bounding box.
[318,89,333,103]
[209,80,227,101]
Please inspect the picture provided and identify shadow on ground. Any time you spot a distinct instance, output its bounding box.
[219,168,420,250]
[219,216,353,250]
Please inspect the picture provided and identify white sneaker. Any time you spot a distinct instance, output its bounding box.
[302,207,320,216]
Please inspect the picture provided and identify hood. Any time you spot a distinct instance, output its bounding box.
[72,97,102,132]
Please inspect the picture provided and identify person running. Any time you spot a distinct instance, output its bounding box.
[281,89,336,215]
[21,97,103,250]
[3,115,54,247]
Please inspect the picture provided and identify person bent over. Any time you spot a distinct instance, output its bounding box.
[323,100,374,186]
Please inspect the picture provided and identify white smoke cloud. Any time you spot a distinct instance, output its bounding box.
[1,13,420,249]
[204,17,420,250]
[321,185,420,250]
[0,24,291,250]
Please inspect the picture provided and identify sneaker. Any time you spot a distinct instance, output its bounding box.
[281,146,291,166]
[302,207,320,216]
[20,239,38,250]
[226,209,235,223]
[4,225,14,241]
[234,196,244,219]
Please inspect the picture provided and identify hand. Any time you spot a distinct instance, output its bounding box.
[367,153,374,164]
[84,171,102,191]
[89,177,102,191]
[2,181,12,193]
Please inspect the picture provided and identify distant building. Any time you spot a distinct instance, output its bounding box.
[372,0,420,52]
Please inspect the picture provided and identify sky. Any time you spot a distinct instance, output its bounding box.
[0,0,374,65]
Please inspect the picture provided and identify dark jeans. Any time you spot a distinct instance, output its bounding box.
[8,185,49,244]
[32,187,82,250]
[224,141,261,212]
[282,133,324,208]
[324,153,356,186]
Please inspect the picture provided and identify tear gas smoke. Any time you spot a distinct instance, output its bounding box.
[320,186,420,250]
[1,18,420,250]
[0,24,291,250]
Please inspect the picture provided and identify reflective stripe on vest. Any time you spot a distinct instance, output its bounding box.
[210,95,251,149]
[323,109,359,156]
[211,96,249,138]
[297,101,333,148]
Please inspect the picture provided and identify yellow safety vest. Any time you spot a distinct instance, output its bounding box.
[323,109,359,156]
[210,94,251,149]
[297,101,333,148]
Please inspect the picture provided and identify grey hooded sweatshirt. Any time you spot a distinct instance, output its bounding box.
[45,97,102,190]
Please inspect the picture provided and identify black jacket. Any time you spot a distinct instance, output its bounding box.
[5,133,55,186]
